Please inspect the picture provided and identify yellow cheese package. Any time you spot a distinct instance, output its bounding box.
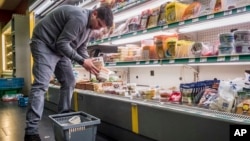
[165,1,188,24]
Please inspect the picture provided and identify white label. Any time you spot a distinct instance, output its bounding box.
[101,40,104,42]
[169,59,175,63]
[207,14,214,19]
[108,38,111,41]
[192,18,199,23]
[237,7,246,13]
[217,56,225,62]
[118,35,121,39]
[142,30,147,33]
[224,10,232,16]
[136,61,140,65]
[145,61,150,64]
[153,60,158,64]
[200,58,207,62]
[162,25,168,29]
[133,32,137,35]
[230,56,239,61]
[109,62,116,66]
[179,21,185,25]
[189,58,195,63]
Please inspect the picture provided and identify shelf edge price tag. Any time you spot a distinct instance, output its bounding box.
[230,55,239,61]
[192,18,199,23]
[237,7,246,13]
[153,60,159,64]
[101,39,104,42]
[189,58,195,63]
[178,21,185,25]
[108,38,111,41]
[217,56,225,62]
[224,10,232,16]
[169,59,175,64]
[142,30,147,33]
[136,61,140,65]
[108,62,116,66]
[207,14,214,19]
[162,25,168,29]
[133,32,137,35]
[200,57,207,63]
[145,61,150,65]
[117,35,121,39]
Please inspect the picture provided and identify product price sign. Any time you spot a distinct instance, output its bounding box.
[169,59,175,64]
[230,55,239,61]
[108,62,116,66]
[117,35,121,39]
[108,38,111,41]
[142,30,147,33]
[207,14,214,19]
[189,58,195,63]
[133,32,137,35]
[192,18,199,23]
[217,56,225,62]
[179,21,185,26]
[162,25,168,30]
[237,7,246,13]
[200,57,207,63]
[224,10,232,16]
[153,60,159,64]
[136,61,140,65]
[145,61,150,65]
[101,39,104,43]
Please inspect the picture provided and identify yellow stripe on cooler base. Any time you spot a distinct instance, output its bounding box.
[131,103,139,133]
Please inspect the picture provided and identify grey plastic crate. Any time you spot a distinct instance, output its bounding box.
[48,111,101,141]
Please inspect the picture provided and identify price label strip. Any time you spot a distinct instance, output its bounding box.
[189,58,195,63]
[217,56,225,62]
[230,56,239,61]
[224,10,232,16]
[237,7,246,13]
[145,61,150,65]
[192,18,199,23]
[200,58,207,63]
[108,62,116,66]
[169,59,175,64]
[136,61,140,65]
[153,60,159,64]
[207,14,214,19]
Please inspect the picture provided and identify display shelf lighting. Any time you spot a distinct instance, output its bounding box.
[114,0,173,23]
[178,12,250,33]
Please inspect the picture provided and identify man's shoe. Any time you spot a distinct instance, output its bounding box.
[24,134,41,141]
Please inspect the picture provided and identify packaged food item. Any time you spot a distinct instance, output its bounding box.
[182,2,201,20]
[141,40,154,60]
[158,2,169,26]
[221,0,236,10]
[140,9,151,30]
[219,33,234,45]
[235,0,250,7]
[96,67,112,82]
[92,57,104,70]
[147,7,160,28]
[165,1,188,24]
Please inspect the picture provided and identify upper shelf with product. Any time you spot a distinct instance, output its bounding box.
[88,1,250,46]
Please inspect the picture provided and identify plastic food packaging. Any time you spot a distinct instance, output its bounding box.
[92,57,104,70]
[96,67,112,82]
[165,1,188,24]
[182,2,201,20]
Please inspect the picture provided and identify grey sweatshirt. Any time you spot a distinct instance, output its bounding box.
[32,5,92,64]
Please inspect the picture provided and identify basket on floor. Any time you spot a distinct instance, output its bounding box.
[48,111,101,141]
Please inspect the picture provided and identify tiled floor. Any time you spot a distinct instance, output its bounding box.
[0,100,113,141]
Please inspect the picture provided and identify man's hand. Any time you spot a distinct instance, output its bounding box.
[82,58,100,75]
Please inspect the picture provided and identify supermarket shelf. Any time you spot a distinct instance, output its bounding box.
[75,89,250,124]
[88,5,250,46]
[112,0,147,14]
[104,54,250,67]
